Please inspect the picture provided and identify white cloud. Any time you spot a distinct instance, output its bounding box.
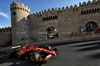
[0,12,10,20]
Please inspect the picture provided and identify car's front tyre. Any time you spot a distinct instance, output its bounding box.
[30,52,40,64]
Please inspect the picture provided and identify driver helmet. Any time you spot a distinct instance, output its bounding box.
[25,44,29,46]
[45,45,48,47]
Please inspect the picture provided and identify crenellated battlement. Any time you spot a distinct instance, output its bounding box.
[32,7,58,17]
[10,2,30,13]
[31,0,100,17]
[31,3,80,17]
[0,27,11,32]
[9,0,100,18]
[79,0,98,7]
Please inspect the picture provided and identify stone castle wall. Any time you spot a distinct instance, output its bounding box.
[29,0,100,42]
[0,27,12,47]
[0,0,99,46]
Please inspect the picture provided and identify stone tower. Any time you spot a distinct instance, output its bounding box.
[10,2,31,45]
[98,0,100,5]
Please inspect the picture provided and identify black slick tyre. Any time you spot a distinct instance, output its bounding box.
[6,52,11,59]
[30,52,40,64]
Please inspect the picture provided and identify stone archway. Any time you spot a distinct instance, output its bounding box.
[84,21,98,32]
[46,27,59,39]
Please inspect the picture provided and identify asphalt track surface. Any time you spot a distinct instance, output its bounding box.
[1,40,100,66]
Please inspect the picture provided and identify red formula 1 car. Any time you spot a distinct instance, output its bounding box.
[6,45,58,63]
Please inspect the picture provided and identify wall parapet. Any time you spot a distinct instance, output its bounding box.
[31,5,78,17]
[31,0,100,17]
[10,2,30,13]
[0,27,11,32]
[79,0,98,7]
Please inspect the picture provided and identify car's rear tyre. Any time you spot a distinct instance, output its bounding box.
[17,54,21,59]
[6,52,11,58]
[53,47,58,51]
[30,52,40,64]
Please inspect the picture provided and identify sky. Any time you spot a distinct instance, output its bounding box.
[0,0,93,28]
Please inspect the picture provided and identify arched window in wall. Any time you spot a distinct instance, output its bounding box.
[92,9,94,13]
[97,8,100,12]
[84,22,98,32]
[89,10,92,14]
[81,11,83,15]
[94,8,97,13]
[87,10,88,14]
[84,11,86,14]
[47,27,59,39]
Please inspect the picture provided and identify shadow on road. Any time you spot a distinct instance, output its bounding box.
[72,42,100,52]
[76,45,100,51]
[0,56,44,66]
[73,42,100,47]
[88,53,100,59]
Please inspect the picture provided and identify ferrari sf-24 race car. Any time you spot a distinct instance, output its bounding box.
[6,44,58,63]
